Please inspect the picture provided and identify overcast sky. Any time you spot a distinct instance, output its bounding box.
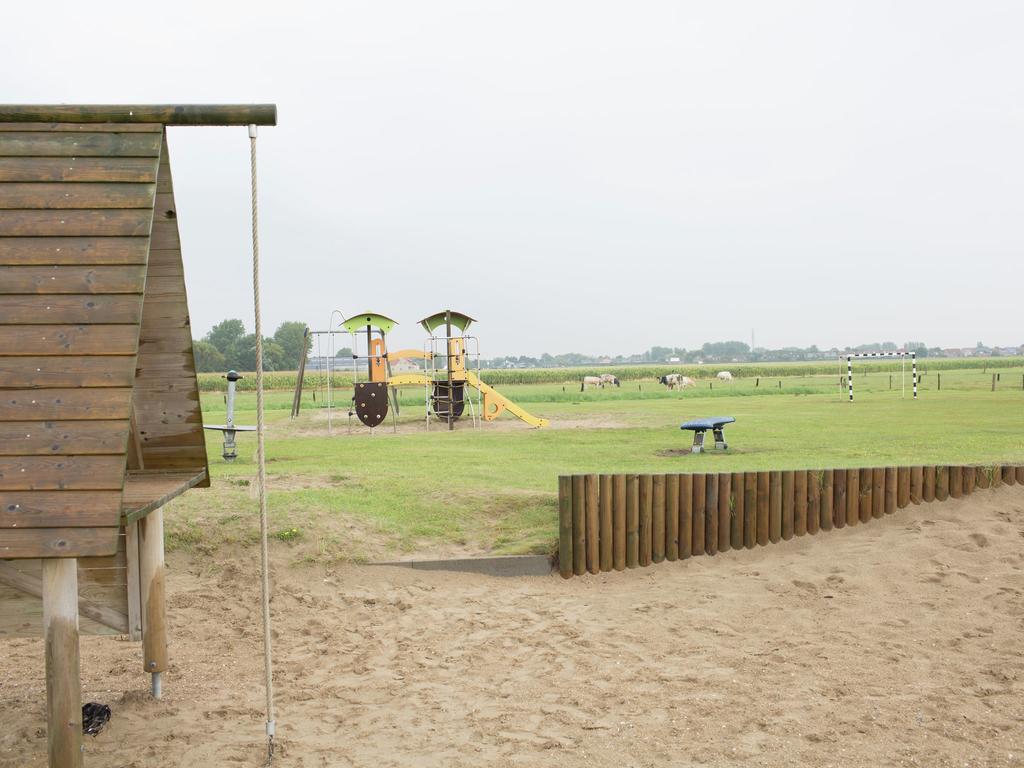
[5,2,1021,356]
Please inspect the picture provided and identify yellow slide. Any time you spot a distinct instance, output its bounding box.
[465,372,549,428]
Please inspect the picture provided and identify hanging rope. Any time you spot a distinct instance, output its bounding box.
[248,124,277,764]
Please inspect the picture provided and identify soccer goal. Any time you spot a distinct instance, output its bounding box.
[844,351,917,401]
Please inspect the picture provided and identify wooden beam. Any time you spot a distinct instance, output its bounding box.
[139,507,168,684]
[42,557,83,768]
[0,560,128,632]
[0,104,278,126]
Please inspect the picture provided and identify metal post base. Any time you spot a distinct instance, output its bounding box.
[151,671,162,699]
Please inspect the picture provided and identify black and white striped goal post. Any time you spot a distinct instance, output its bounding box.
[844,351,917,402]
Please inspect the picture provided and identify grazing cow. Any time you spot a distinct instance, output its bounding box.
[716,371,733,381]
[581,376,604,391]
[659,374,696,390]
[599,373,620,387]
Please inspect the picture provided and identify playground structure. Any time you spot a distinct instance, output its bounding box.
[204,370,256,461]
[292,309,549,430]
[0,104,277,767]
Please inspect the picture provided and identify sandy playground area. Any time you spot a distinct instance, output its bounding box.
[1,486,1022,767]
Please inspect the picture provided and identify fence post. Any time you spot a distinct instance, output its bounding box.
[572,476,586,575]
[558,477,573,578]
[625,475,639,568]
[768,471,782,543]
[651,475,666,564]
[743,473,757,548]
[638,475,653,567]
[833,469,846,529]
[679,475,693,559]
[599,475,613,572]
[846,469,859,527]
[781,471,794,540]
[692,474,706,555]
[820,470,833,532]
[666,474,679,562]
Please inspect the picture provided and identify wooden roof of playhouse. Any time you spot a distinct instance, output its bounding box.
[0,105,276,561]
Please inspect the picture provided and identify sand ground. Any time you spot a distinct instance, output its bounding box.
[1,486,1022,767]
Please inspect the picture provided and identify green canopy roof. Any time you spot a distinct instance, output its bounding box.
[419,310,475,335]
[340,312,398,334]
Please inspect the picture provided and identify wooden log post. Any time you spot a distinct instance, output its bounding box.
[871,468,884,519]
[1003,466,1017,486]
[846,469,859,527]
[896,466,910,508]
[859,469,872,524]
[884,467,897,514]
[769,471,782,543]
[923,466,936,502]
[910,466,923,504]
[833,469,846,529]
[639,475,653,567]
[612,475,626,571]
[705,474,718,556]
[651,475,666,564]
[625,475,639,568]
[781,471,795,541]
[599,475,613,572]
[1017,465,1024,485]
[820,470,833,532]
[794,471,808,536]
[935,466,949,501]
[990,464,1002,489]
[43,557,83,768]
[572,475,586,575]
[585,475,600,574]
[975,466,990,490]
[730,472,745,550]
[692,474,706,556]
[743,472,757,548]
[718,473,731,553]
[679,475,693,559]
[756,471,769,545]
[963,465,976,495]
[806,471,820,535]
[665,474,679,562]
[558,477,573,579]
[139,508,169,696]
[949,466,963,498]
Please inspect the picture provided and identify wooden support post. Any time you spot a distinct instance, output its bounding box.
[976,466,990,489]
[923,466,936,502]
[705,474,718,556]
[572,476,586,575]
[935,466,949,501]
[43,557,83,768]
[598,475,613,572]
[1016,466,1024,486]
[612,475,626,571]
[125,519,143,640]
[756,472,769,546]
[910,466,923,504]
[897,467,911,508]
[743,472,757,548]
[692,474,706,556]
[991,464,1002,489]
[871,468,884,519]
[963,465,976,495]
[139,508,168,696]
[651,475,666,564]
[730,472,744,550]
[949,466,963,498]
[806,471,819,535]
[846,469,859,527]
[820,470,833,532]
[585,475,599,574]
[794,471,808,536]
[859,469,872,524]
[665,475,679,562]
[639,475,653,566]
[833,469,846,529]
[717,473,731,553]
[558,477,573,579]
[679,475,693,559]
[768,471,782,543]
[1003,466,1016,486]
[780,471,794,540]
[884,467,897,515]
[625,475,639,568]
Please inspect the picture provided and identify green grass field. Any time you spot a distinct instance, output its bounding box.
[169,365,1024,562]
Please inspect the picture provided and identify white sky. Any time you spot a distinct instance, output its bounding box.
[4,1,1021,356]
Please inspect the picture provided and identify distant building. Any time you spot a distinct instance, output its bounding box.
[942,348,962,358]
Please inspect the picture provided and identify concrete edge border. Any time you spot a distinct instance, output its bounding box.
[368,555,554,577]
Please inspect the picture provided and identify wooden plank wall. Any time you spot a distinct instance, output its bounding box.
[132,133,208,478]
[557,464,1021,579]
[0,123,160,558]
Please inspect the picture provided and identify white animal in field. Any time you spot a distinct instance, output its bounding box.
[659,373,696,390]
[581,376,604,391]
[716,371,734,381]
[599,373,620,387]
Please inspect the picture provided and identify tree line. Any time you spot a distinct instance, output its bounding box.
[193,319,310,372]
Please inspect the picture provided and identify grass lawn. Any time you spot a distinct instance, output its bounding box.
[168,366,1024,562]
